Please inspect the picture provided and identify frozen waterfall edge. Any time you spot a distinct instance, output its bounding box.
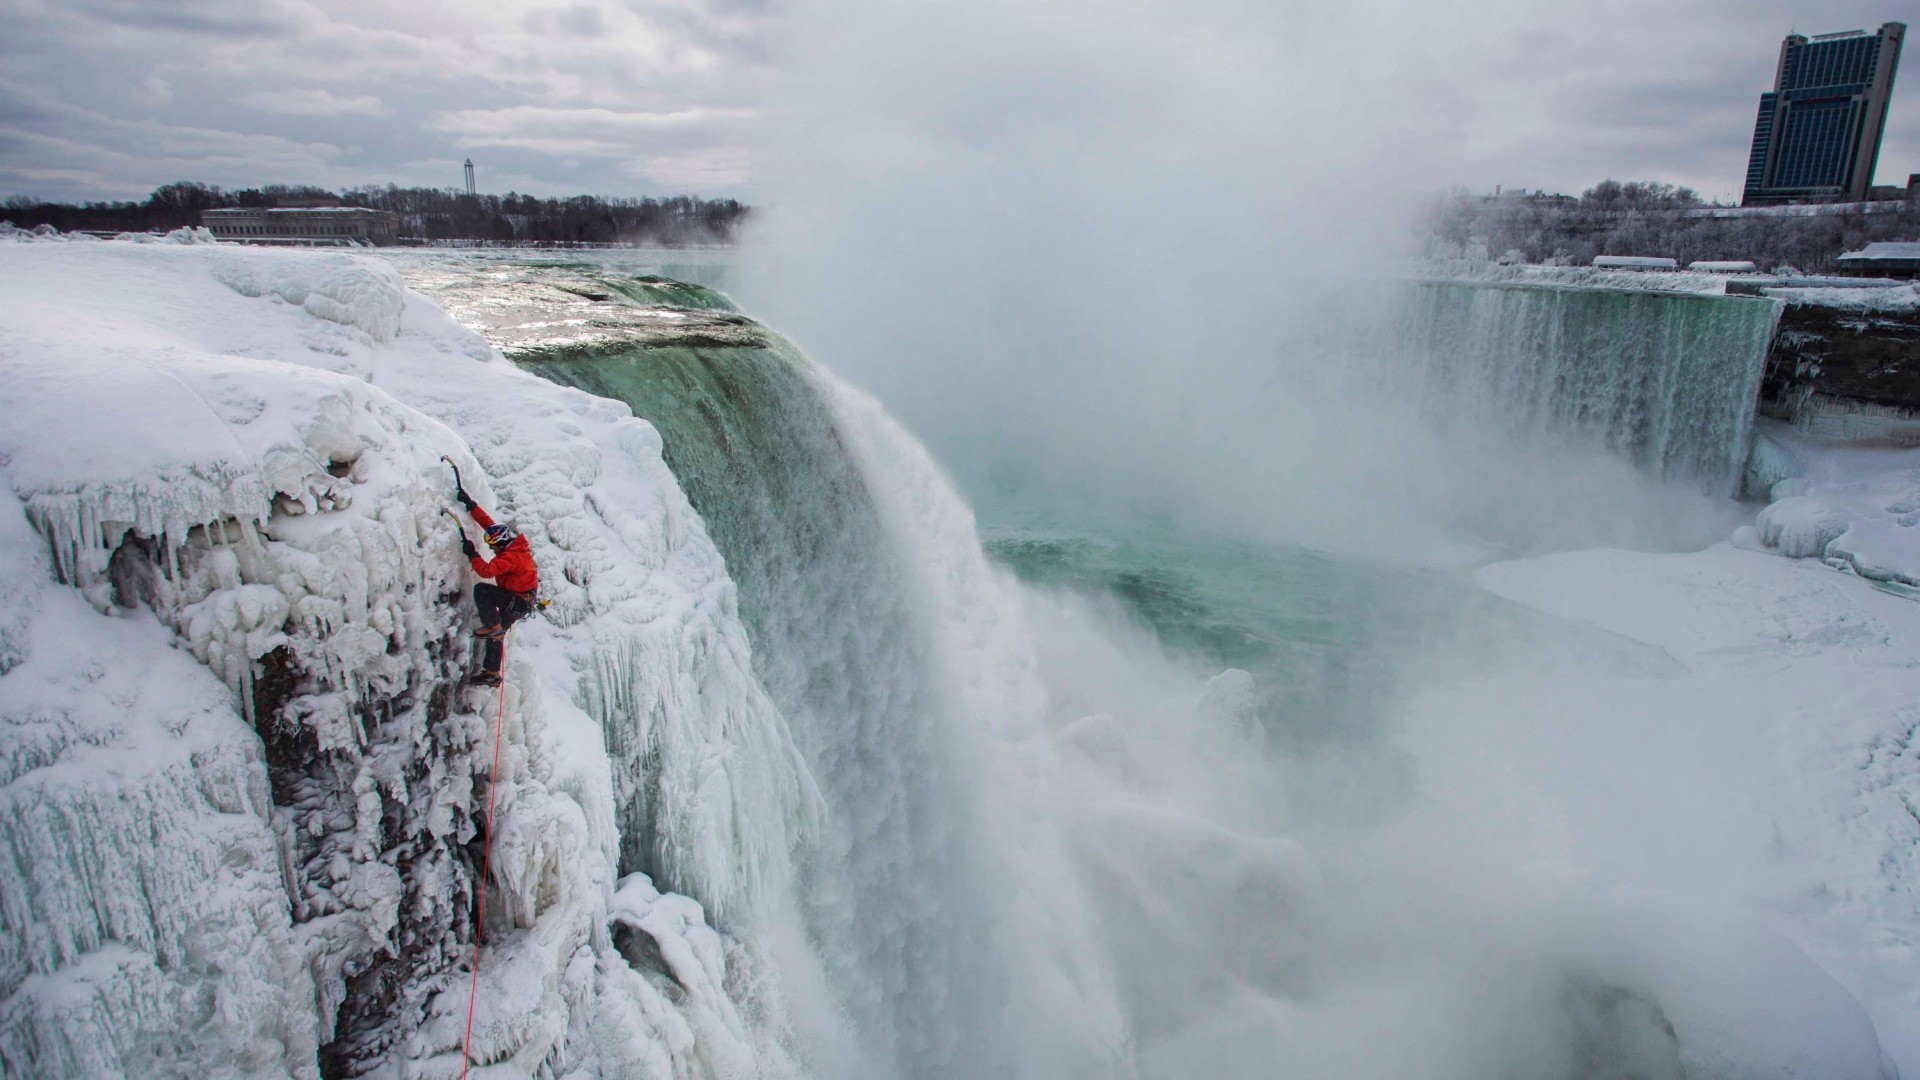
[0,242,819,1079]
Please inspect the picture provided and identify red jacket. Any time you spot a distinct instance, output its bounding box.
[469,505,539,594]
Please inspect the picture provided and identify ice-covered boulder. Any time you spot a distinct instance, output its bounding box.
[213,250,407,344]
[1755,496,1852,558]
[1742,422,1920,587]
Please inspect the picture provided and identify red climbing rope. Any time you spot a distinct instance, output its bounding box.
[460,645,509,1080]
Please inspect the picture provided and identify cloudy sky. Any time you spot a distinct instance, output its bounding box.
[1,0,1915,205]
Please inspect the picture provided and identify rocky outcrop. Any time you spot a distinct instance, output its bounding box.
[1759,292,1920,443]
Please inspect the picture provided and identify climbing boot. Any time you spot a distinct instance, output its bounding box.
[466,635,507,688]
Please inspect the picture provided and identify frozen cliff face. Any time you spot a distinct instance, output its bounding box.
[0,485,320,1078]
[0,241,817,1078]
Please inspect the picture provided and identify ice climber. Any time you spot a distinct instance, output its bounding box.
[452,481,538,688]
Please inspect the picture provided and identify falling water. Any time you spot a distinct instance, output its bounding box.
[396,256,1836,1080]
[1369,281,1781,493]
[404,260,1027,1076]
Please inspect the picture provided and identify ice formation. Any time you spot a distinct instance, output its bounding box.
[0,484,318,1077]
[1742,420,1920,588]
[0,240,816,1077]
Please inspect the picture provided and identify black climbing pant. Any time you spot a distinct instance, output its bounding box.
[474,582,534,676]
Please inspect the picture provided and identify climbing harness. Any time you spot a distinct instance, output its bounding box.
[460,642,509,1079]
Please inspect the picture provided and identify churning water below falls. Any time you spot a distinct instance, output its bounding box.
[393,252,1887,1080]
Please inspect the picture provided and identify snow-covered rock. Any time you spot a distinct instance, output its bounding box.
[0,241,818,1077]
[1740,419,1920,587]
[0,222,68,243]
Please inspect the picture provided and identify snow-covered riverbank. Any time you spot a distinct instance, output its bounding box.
[1461,524,1920,1074]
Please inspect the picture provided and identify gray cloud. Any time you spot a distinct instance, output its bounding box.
[0,0,764,200]
[1417,1,1919,200]
[240,88,391,117]
[524,4,607,38]
[0,0,1913,204]
[65,0,309,38]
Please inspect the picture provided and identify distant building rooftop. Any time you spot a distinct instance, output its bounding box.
[1687,260,1760,273]
[1592,255,1679,270]
[1835,241,1920,278]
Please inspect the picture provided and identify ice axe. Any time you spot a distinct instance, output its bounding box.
[441,454,479,513]
[441,455,465,496]
[442,507,482,568]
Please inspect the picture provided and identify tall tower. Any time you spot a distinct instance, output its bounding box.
[463,158,477,197]
[1742,22,1905,205]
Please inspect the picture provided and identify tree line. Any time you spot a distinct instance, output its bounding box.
[2,181,751,246]
[1418,179,1919,273]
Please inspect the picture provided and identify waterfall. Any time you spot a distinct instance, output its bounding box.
[529,334,991,1074]
[9,240,1882,1078]
[387,257,1855,1078]
[1372,281,1781,494]
[417,266,1117,1077]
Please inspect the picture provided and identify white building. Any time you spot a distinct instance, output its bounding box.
[1834,240,1920,278]
[202,207,398,246]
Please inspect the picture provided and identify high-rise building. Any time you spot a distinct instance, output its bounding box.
[1741,22,1904,205]
[464,158,477,197]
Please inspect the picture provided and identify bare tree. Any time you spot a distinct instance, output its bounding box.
[1416,181,1917,273]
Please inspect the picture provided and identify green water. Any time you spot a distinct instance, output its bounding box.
[603,275,739,311]
[521,338,914,698]
[982,518,1636,754]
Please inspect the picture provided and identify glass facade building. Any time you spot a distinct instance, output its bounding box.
[1742,23,1904,205]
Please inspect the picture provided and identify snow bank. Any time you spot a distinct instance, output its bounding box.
[1763,284,1920,314]
[1407,259,1737,296]
[0,241,816,1077]
[0,223,214,246]
[1474,545,1920,1075]
[0,222,71,243]
[1741,420,1920,587]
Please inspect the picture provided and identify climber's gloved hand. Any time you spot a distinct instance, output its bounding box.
[460,535,477,559]
[456,486,476,511]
